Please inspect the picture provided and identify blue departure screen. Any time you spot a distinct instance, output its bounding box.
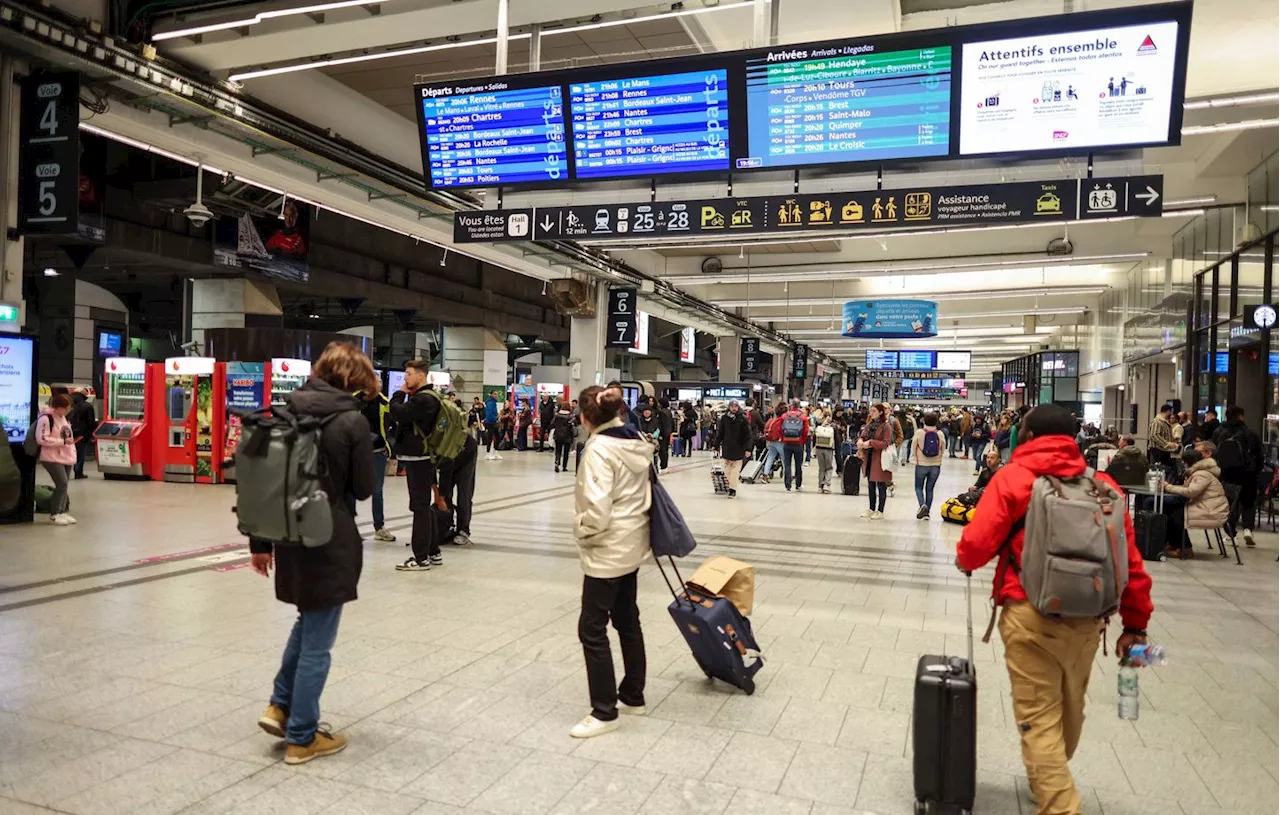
[865,350,899,370]
[741,45,951,169]
[898,351,935,371]
[419,82,566,188]
[570,69,729,179]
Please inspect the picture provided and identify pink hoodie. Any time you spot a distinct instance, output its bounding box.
[36,408,76,465]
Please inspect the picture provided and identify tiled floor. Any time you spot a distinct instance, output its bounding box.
[0,449,1276,815]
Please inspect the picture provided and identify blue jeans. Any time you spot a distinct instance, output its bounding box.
[763,441,783,476]
[914,464,940,510]
[271,605,343,745]
[372,451,388,529]
[783,444,805,489]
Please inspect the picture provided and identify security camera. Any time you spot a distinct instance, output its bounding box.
[180,340,201,354]
[184,202,214,227]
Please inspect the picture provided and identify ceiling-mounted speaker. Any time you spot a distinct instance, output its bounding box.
[701,257,723,274]
[547,278,597,317]
[1046,236,1073,256]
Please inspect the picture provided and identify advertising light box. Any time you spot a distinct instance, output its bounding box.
[0,333,35,444]
[959,18,1184,155]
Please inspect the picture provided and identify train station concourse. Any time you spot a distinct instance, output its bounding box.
[0,0,1277,814]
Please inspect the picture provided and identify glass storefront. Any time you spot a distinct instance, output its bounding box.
[999,351,1081,413]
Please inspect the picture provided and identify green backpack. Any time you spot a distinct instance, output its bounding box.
[0,440,20,513]
[414,390,468,465]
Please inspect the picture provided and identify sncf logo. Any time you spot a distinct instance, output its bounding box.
[1053,130,1070,141]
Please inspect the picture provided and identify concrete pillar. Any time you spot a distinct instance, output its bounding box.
[717,335,741,381]
[633,359,672,382]
[190,279,281,351]
[569,284,610,392]
[34,277,127,386]
[0,55,23,329]
[442,326,506,403]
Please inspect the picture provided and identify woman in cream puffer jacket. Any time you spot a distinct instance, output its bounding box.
[1164,451,1230,530]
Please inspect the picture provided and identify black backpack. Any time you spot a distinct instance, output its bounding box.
[1216,428,1250,471]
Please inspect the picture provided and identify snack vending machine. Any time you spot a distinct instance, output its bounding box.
[222,361,267,483]
[154,357,225,483]
[268,358,310,407]
[93,356,154,478]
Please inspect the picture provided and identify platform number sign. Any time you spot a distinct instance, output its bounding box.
[793,344,809,379]
[605,288,638,348]
[17,72,79,235]
[739,337,760,376]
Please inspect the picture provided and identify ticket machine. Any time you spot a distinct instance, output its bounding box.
[93,356,153,478]
[154,356,225,484]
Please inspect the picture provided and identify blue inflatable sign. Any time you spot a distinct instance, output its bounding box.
[842,300,938,339]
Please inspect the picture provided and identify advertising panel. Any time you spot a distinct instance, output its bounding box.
[679,327,696,363]
[0,334,36,443]
[959,20,1180,155]
[213,205,311,283]
[842,300,937,339]
[629,311,650,355]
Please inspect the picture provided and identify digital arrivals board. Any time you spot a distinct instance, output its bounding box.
[413,3,1189,189]
[743,44,951,169]
[570,69,729,179]
[862,349,971,371]
[416,79,567,188]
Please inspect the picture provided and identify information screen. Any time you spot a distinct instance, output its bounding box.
[743,44,951,168]
[570,69,729,179]
[959,20,1180,155]
[864,349,900,370]
[0,333,35,444]
[416,80,567,188]
[936,351,972,371]
[898,351,936,371]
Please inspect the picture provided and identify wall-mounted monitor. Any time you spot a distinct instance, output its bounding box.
[864,349,900,370]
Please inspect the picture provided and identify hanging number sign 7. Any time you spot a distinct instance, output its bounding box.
[18,72,80,235]
[606,288,638,348]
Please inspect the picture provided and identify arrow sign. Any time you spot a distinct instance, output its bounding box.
[1078,175,1163,220]
[1135,185,1160,206]
[539,215,556,234]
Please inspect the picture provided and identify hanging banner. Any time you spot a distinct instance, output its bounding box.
[679,327,696,364]
[629,312,650,355]
[843,300,938,339]
[739,337,761,377]
[605,288,637,348]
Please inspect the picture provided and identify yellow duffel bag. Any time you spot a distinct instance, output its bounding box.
[940,496,976,525]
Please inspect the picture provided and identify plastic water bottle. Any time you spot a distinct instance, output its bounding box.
[1128,643,1167,668]
[1117,660,1140,720]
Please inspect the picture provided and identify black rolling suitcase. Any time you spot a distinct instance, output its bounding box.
[1133,509,1169,562]
[912,573,976,815]
[655,556,764,695]
[842,456,861,495]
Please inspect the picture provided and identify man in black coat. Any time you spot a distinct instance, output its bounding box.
[1212,406,1265,545]
[68,391,96,479]
[538,394,555,451]
[656,398,674,470]
[388,361,445,571]
[717,400,754,498]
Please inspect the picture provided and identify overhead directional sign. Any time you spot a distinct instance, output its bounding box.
[452,174,1162,243]
[18,72,80,235]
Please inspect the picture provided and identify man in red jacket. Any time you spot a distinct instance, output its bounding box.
[957,404,1153,815]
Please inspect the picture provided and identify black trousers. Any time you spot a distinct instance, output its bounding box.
[657,441,670,470]
[554,438,572,470]
[680,434,696,457]
[865,456,888,511]
[402,459,439,563]
[484,421,498,452]
[1223,468,1259,532]
[538,423,552,450]
[579,571,646,721]
[438,436,478,536]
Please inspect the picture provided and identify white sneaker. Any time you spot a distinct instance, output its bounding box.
[860,509,873,519]
[618,703,647,716]
[373,528,396,542]
[63,514,77,524]
[1243,529,1256,547]
[870,511,884,520]
[51,514,73,526]
[495,454,504,461]
[569,715,620,739]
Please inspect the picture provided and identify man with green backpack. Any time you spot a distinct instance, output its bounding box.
[389,360,468,572]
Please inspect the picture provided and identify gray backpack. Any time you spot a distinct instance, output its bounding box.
[983,469,1128,641]
[233,407,335,547]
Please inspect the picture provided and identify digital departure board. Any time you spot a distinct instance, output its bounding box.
[898,351,936,371]
[742,44,951,169]
[570,69,730,179]
[415,80,567,189]
[864,350,900,370]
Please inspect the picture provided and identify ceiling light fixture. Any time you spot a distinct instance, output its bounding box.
[153,0,392,42]
[1181,118,1280,136]
[1163,196,1217,207]
[1184,92,1280,110]
[224,1,754,81]
[712,287,1107,309]
[42,267,58,277]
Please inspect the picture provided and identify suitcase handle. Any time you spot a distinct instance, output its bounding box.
[963,570,974,668]
[653,553,697,610]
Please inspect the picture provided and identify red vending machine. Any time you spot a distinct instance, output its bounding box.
[93,356,154,479]
[153,357,226,484]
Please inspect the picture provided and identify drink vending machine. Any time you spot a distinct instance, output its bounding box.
[222,361,268,483]
[268,358,310,406]
[93,356,154,478]
[154,356,224,484]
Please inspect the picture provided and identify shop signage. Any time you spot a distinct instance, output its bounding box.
[793,344,809,379]
[605,288,637,348]
[17,72,80,235]
[452,175,1163,243]
[739,337,760,376]
[167,357,215,376]
[106,356,146,375]
[844,301,938,339]
[1244,303,1278,331]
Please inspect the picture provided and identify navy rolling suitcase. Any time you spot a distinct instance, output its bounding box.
[655,556,763,695]
[912,573,976,814]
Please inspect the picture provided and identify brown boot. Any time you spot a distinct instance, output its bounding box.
[285,727,348,765]
[257,704,287,739]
